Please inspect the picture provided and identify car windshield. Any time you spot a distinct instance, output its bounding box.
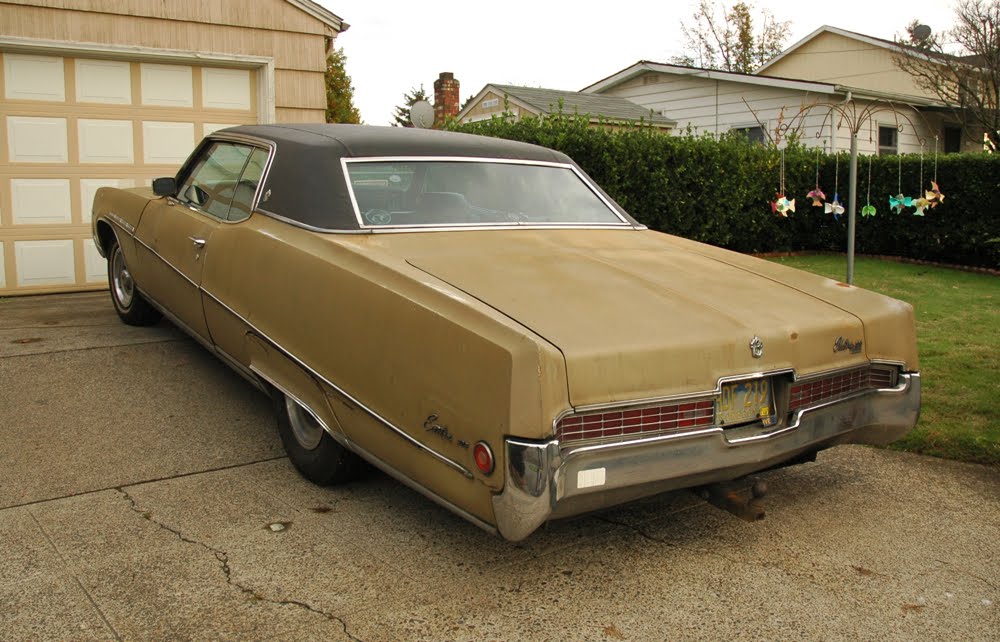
[345,160,627,228]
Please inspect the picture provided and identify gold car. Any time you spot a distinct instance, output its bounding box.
[92,124,920,541]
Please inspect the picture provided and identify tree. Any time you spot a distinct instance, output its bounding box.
[391,85,429,127]
[674,1,789,73]
[324,48,361,124]
[893,1,1000,148]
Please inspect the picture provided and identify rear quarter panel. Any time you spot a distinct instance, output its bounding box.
[203,215,570,526]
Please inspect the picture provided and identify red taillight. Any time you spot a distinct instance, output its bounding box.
[473,441,494,475]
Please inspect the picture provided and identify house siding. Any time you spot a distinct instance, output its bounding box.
[0,0,337,121]
[602,71,942,155]
[760,31,930,101]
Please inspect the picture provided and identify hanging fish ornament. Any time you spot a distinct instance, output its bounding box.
[772,193,795,217]
[807,187,826,207]
[912,196,930,216]
[825,193,844,220]
[861,204,877,217]
[861,155,876,217]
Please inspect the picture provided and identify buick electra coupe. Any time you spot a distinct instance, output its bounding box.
[91,124,920,541]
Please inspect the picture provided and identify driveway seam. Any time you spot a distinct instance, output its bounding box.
[0,455,287,511]
[27,509,124,642]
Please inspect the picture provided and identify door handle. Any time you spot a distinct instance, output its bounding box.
[189,236,206,249]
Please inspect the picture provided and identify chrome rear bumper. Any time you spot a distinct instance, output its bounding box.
[492,373,920,541]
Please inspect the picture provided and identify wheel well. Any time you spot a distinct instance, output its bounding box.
[95,220,117,256]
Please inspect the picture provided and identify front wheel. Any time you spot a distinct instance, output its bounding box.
[274,393,364,485]
[107,239,161,326]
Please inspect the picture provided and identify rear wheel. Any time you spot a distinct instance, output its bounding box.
[108,239,161,326]
[274,393,364,485]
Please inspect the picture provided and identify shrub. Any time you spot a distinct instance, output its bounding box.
[451,113,1000,268]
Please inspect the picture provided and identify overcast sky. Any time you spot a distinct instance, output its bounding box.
[318,1,958,125]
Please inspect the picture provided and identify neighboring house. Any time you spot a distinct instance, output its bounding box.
[457,84,675,130]
[583,60,961,158]
[0,0,347,296]
[757,25,973,153]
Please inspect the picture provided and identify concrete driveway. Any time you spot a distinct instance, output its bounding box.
[1,292,997,641]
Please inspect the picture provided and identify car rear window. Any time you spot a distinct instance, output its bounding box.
[344,159,628,228]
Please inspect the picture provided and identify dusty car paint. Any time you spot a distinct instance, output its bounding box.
[92,124,920,540]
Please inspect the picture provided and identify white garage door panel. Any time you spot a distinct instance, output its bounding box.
[83,241,107,283]
[4,53,65,101]
[7,116,69,163]
[15,240,75,286]
[80,179,136,223]
[2,50,258,295]
[11,179,72,224]
[78,119,134,163]
[203,68,251,110]
[75,59,131,104]
[203,123,238,137]
[141,63,193,107]
[143,121,195,164]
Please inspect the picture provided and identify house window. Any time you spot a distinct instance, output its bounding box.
[878,126,898,155]
[944,126,962,153]
[481,97,499,109]
[733,126,766,144]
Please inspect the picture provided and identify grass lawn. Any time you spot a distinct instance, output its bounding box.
[767,254,999,466]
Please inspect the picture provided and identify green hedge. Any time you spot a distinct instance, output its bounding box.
[451,113,1000,268]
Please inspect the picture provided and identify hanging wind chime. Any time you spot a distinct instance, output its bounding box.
[807,143,826,206]
[824,153,844,220]
[889,151,912,214]
[912,143,932,216]
[771,147,795,216]
[926,136,945,207]
[861,154,876,217]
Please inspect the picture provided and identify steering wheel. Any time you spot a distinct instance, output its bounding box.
[364,209,392,225]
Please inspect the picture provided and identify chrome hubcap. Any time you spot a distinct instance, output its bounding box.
[285,397,324,450]
[111,248,134,308]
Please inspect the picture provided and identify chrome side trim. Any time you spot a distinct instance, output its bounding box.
[198,288,474,479]
[214,346,267,393]
[105,213,135,235]
[348,441,497,536]
[248,365,348,447]
[340,155,636,230]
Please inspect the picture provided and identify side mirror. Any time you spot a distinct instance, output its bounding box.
[152,177,177,197]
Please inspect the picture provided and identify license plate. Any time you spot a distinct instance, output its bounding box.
[718,378,776,427]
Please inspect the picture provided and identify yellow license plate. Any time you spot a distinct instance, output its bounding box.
[718,378,776,427]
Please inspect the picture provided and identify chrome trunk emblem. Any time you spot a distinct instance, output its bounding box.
[749,336,764,358]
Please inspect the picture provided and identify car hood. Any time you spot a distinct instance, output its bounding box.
[362,229,908,408]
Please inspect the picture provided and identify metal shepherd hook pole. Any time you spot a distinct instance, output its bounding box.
[846,132,859,284]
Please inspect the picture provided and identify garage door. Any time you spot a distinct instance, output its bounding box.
[0,51,259,295]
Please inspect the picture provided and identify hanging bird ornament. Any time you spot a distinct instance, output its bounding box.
[889,193,912,214]
[807,145,826,206]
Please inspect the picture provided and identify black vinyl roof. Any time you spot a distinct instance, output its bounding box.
[218,124,584,231]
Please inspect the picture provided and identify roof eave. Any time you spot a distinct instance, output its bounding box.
[284,0,348,32]
[584,61,838,95]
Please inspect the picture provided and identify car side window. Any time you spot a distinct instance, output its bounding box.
[227,147,269,222]
[176,142,252,221]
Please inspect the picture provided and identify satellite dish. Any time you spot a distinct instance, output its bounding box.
[410,100,434,128]
[912,24,932,41]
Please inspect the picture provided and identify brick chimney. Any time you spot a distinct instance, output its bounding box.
[433,72,460,127]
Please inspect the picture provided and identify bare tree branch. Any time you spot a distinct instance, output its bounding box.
[675,1,789,73]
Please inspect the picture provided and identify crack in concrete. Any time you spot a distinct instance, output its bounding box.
[116,488,363,642]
